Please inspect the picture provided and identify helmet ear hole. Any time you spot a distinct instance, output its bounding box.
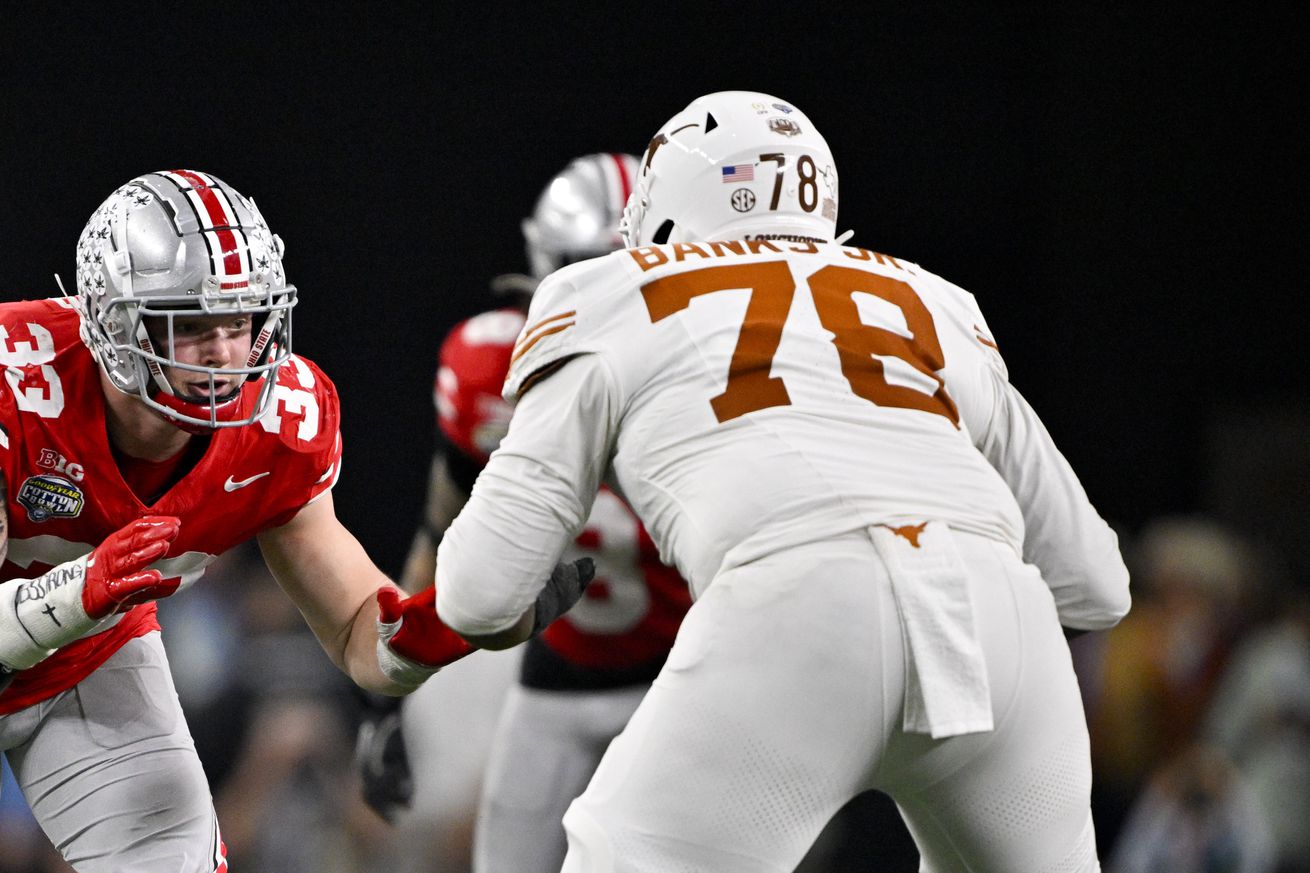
[705,113,718,132]
[652,220,675,245]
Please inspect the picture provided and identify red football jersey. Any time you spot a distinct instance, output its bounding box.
[436,309,691,672]
[0,298,342,714]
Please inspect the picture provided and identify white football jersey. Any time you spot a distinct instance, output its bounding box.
[505,240,1024,591]
[438,239,1125,635]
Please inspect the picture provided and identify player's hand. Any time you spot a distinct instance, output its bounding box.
[81,516,182,619]
[2,515,181,672]
[375,585,475,689]
[355,694,413,823]
[530,558,595,635]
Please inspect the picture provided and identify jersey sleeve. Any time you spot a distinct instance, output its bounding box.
[0,340,18,460]
[969,346,1131,631]
[0,384,17,493]
[920,271,1010,444]
[0,300,68,492]
[259,355,344,526]
[503,271,588,403]
[927,276,1129,631]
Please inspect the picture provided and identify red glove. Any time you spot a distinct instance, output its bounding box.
[3,515,182,673]
[375,586,475,688]
[81,516,183,619]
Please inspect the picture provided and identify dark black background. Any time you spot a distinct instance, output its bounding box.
[3,6,1302,576]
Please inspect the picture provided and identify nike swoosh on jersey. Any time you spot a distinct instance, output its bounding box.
[224,471,271,492]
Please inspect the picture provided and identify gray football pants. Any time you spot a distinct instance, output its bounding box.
[0,632,226,872]
[475,683,649,873]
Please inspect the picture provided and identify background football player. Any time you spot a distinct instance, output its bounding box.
[0,171,587,872]
[355,154,693,873]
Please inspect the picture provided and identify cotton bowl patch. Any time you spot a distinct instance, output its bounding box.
[18,475,85,522]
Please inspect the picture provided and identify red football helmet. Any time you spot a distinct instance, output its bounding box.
[434,309,526,463]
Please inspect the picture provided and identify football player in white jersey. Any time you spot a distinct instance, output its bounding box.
[433,92,1131,872]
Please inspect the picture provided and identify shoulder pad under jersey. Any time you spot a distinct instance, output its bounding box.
[249,354,344,506]
[913,263,1009,379]
[502,256,621,402]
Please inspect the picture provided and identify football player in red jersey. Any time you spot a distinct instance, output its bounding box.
[355,155,693,873]
[0,171,590,873]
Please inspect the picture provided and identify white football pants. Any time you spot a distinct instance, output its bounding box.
[561,529,1099,873]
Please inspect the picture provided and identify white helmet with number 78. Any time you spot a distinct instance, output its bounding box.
[620,91,838,248]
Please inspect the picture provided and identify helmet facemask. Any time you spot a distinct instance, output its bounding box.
[75,170,296,431]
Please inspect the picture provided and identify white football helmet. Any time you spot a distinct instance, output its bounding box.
[74,170,295,430]
[621,91,838,247]
[522,153,639,279]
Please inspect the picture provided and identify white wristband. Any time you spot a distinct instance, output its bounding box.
[374,623,442,692]
[0,555,104,671]
[375,639,441,691]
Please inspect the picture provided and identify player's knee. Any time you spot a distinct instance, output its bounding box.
[561,800,615,873]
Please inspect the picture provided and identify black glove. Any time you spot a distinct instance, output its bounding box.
[354,693,413,823]
[530,558,596,635]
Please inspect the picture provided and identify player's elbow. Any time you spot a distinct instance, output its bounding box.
[1058,564,1132,632]
[1082,584,1132,631]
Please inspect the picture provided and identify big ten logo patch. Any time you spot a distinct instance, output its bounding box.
[37,448,85,482]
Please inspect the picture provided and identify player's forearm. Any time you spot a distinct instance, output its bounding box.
[436,458,580,638]
[437,356,615,640]
[2,516,179,670]
[981,381,1131,630]
[343,595,413,695]
[258,498,416,693]
[1,573,68,671]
